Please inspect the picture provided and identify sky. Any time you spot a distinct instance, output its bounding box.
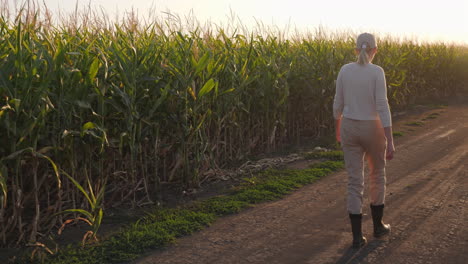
[6,0,468,44]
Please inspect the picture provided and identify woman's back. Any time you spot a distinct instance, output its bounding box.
[334,62,391,127]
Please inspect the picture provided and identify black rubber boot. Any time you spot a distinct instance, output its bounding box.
[370,204,391,238]
[349,213,367,248]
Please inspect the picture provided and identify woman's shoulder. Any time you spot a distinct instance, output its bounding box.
[340,62,357,71]
[339,63,385,74]
[368,63,385,73]
[343,62,356,68]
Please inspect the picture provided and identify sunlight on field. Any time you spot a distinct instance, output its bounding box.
[0,1,467,261]
[5,0,468,44]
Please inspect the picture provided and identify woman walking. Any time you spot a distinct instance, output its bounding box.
[333,33,394,248]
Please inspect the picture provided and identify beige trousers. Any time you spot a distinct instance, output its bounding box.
[341,118,387,214]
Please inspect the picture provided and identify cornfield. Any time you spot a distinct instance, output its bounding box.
[1,3,467,248]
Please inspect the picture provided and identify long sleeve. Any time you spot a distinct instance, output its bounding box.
[375,68,392,127]
[333,69,344,120]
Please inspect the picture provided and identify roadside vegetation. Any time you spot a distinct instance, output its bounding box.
[16,152,344,263]
[1,1,468,262]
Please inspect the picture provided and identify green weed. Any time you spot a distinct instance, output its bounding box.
[422,112,440,120]
[310,161,345,171]
[429,104,448,109]
[195,196,250,216]
[404,121,424,127]
[303,151,344,161]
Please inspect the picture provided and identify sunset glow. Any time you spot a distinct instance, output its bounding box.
[8,0,466,44]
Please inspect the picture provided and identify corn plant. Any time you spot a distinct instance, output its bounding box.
[55,169,105,246]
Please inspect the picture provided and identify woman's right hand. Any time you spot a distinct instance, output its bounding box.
[383,126,395,160]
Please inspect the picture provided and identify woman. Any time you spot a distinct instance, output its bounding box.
[333,33,394,248]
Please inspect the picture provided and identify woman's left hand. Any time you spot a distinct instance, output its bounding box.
[386,142,395,160]
[335,118,342,143]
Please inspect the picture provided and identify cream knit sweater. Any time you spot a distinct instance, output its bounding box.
[333,62,392,128]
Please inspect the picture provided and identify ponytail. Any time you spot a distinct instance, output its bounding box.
[357,43,371,65]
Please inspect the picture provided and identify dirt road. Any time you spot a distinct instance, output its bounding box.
[134,104,468,264]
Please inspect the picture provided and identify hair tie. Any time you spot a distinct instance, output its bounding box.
[361,43,367,49]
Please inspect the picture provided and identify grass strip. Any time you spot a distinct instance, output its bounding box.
[429,104,448,109]
[392,131,404,137]
[422,112,440,121]
[20,155,344,264]
[404,121,424,127]
[302,150,344,161]
[309,160,345,171]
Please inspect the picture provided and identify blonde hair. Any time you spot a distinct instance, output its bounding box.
[356,33,377,65]
[357,45,372,65]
